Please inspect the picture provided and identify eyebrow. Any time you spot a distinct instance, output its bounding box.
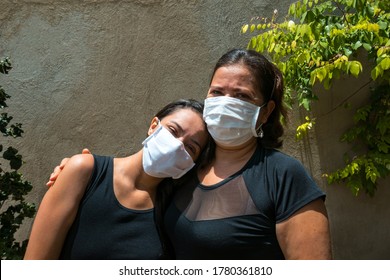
[210,85,256,96]
[171,120,202,152]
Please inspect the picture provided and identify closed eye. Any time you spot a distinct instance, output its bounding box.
[166,121,201,160]
[167,126,178,137]
[184,144,197,157]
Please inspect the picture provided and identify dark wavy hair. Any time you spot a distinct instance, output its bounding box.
[154,98,203,120]
[210,48,288,149]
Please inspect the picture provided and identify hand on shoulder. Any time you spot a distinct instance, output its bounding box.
[54,153,94,187]
[46,149,92,187]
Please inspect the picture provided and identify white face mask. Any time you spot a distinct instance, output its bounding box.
[203,96,265,147]
[142,123,195,179]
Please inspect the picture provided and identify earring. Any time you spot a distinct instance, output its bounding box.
[256,123,264,138]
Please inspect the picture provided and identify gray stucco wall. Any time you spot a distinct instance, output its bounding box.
[1,0,389,259]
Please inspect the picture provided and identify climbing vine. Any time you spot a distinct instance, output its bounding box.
[1,57,36,259]
[242,0,389,196]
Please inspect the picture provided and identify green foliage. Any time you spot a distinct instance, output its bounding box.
[326,84,390,196]
[296,116,315,140]
[0,57,36,259]
[242,0,390,196]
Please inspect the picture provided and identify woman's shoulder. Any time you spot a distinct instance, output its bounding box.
[68,153,94,166]
[263,148,298,161]
[261,148,307,172]
[64,154,95,177]
[51,154,96,200]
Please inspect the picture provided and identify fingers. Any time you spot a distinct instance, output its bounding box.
[59,157,69,168]
[46,158,69,188]
[46,149,91,188]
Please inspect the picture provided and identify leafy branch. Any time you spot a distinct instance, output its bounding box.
[242,0,390,196]
[0,57,36,259]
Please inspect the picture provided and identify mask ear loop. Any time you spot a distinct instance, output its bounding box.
[253,102,267,138]
[155,118,161,127]
[256,123,264,138]
[146,117,162,140]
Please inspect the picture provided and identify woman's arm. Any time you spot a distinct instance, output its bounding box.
[24,154,94,259]
[276,198,332,260]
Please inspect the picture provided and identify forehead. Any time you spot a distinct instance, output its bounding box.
[213,64,253,82]
[161,108,204,133]
[211,65,264,99]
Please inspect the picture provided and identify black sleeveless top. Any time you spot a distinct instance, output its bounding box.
[165,147,325,259]
[60,155,163,259]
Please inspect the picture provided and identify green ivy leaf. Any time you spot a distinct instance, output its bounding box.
[316,67,327,82]
[376,118,390,135]
[320,41,328,48]
[371,65,382,80]
[379,57,390,71]
[363,43,372,51]
[377,142,389,153]
[343,47,353,56]
[353,41,362,50]
[349,61,362,77]
[378,21,388,30]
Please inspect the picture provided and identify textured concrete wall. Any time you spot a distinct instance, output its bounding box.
[1,0,388,259]
[312,57,390,260]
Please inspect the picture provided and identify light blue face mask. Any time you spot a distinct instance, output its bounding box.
[203,96,266,147]
[142,122,195,179]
